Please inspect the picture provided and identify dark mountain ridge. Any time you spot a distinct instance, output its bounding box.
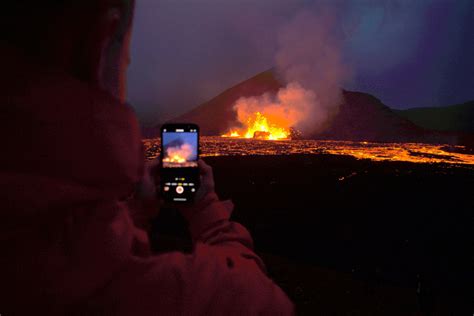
[395,101,474,133]
[145,70,463,144]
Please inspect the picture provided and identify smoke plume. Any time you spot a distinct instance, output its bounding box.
[165,143,194,162]
[234,10,351,135]
[235,82,317,132]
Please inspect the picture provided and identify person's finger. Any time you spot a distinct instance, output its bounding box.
[146,158,161,174]
[198,159,214,191]
[145,159,161,185]
[198,159,212,175]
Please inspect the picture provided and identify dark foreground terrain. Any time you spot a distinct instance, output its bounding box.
[151,154,474,315]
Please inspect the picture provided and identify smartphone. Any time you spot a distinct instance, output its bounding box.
[160,123,200,203]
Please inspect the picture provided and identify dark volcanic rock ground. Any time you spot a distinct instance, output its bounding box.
[150,155,473,315]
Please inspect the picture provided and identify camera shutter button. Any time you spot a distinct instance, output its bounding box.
[176,186,184,194]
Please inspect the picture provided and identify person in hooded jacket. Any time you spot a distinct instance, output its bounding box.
[0,1,295,315]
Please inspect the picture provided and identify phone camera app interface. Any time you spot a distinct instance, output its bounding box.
[161,127,199,202]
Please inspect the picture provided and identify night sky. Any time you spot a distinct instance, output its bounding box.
[127,0,474,126]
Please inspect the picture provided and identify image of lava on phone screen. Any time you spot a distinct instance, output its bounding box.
[162,131,198,168]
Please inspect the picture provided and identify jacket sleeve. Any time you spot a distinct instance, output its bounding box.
[93,196,295,316]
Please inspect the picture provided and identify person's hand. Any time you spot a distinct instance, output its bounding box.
[135,158,161,200]
[195,159,216,202]
[127,159,161,230]
[177,159,220,222]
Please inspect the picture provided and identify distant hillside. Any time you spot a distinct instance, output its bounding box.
[395,101,474,133]
[314,90,453,143]
[148,70,456,144]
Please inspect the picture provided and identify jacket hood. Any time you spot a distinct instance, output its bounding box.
[0,44,144,218]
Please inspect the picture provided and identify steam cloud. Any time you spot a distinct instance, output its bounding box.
[234,10,351,135]
[235,83,318,132]
[165,143,194,161]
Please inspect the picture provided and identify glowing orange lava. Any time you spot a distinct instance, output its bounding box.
[222,112,290,140]
[163,154,186,164]
[144,137,474,166]
[221,130,241,138]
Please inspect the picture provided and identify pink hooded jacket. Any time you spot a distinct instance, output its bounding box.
[0,45,294,315]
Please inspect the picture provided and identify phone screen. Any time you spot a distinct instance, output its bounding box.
[160,124,200,203]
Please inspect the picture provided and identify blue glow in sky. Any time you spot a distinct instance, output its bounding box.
[128,0,474,126]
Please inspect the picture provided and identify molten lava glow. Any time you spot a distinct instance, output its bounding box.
[163,154,186,163]
[244,112,289,140]
[144,137,474,166]
[221,131,241,138]
[222,112,290,140]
